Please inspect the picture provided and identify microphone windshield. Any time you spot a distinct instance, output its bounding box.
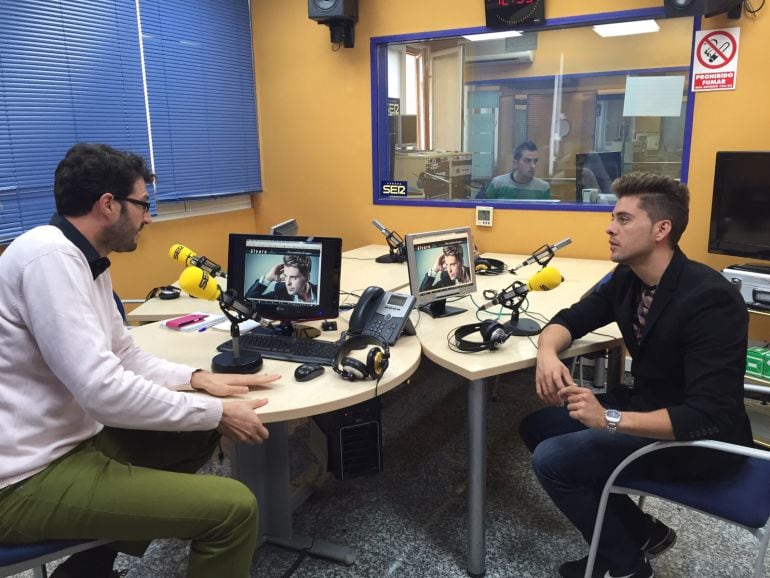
[178,266,221,301]
[169,243,196,266]
[527,266,562,292]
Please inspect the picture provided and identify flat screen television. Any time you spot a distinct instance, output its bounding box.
[708,151,770,264]
[227,234,342,323]
[575,151,623,201]
[405,227,477,317]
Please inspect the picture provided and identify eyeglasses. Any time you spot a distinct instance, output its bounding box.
[116,197,151,214]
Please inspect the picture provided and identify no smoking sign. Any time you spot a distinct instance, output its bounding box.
[692,28,740,92]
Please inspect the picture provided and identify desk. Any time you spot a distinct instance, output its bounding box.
[414,253,622,576]
[126,245,408,323]
[131,316,422,563]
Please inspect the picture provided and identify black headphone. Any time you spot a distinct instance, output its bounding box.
[474,257,506,276]
[145,285,181,300]
[333,334,390,381]
[453,320,511,352]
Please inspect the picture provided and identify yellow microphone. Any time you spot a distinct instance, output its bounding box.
[178,266,222,301]
[526,265,562,292]
[479,266,562,311]
[169,244,226,278]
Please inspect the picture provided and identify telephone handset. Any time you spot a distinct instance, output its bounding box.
[348,285,416,345]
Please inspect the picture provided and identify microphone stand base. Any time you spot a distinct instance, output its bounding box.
[212,350,264,374]
[504,319,542,337]
[375,254,404,264]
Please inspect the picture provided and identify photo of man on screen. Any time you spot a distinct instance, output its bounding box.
[418,243,470,292]
[245,254,317,303]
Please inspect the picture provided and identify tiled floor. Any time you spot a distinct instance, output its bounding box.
[12,360,770,577]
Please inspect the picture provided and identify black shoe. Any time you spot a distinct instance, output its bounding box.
[604,556,654,578]
[558,555,609,578]
[641,515,677,557]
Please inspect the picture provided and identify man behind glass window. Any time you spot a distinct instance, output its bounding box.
[480,140,551,200]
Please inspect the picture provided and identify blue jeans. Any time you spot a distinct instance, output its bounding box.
[520,406,655,569]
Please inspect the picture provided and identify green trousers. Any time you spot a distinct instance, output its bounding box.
[0,428,259,578]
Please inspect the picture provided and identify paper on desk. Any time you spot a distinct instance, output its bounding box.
[211,318,260,332]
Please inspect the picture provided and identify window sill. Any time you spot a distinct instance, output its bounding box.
[153,195,253,222]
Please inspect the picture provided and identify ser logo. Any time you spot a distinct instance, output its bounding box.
[381,180,407,196]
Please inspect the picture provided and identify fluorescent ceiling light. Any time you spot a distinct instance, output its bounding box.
[463,31,522,42]
[592,20,660,38]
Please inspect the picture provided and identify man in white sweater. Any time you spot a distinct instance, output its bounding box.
[0,143,281,578]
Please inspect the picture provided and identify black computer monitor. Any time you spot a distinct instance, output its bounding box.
[708,151,770,263]
[576,151,623,201]
[227,234,342,324]
[405,227,477,318]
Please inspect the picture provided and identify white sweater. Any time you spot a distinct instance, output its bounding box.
[0,226,222,488]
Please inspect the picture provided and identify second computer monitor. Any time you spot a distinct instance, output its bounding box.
[405,227,476,318]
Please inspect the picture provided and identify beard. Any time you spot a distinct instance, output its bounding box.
[100,213,141,253]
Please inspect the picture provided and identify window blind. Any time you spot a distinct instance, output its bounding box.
[0,0,261,244]
[140,0,262,203]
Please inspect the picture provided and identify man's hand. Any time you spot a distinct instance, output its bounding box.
[190,371,281,397]
[432,254,445,273]
[535,349,576,406]
[559,385,605,429]
[218,398,270,444]
[265,263,284,282]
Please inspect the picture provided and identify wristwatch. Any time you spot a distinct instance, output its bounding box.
[605,409,622,434]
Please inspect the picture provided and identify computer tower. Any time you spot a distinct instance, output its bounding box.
[310,397,382,480]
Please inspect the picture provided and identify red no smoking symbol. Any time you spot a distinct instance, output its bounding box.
[697,30,737,69]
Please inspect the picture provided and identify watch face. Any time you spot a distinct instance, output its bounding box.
[606,409,621,422]
[313,0,337,9]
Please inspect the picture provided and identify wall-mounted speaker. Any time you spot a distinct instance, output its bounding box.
[664,0,743,18]
[308,0,358,22]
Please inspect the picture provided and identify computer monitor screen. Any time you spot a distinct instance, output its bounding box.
[227,234,342,322]
[575,151,623,201]
[708,151,770,263]
[405,227,476,318]
[269,218,299,236]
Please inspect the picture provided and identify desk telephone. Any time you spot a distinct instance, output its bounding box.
[348,286,416,345]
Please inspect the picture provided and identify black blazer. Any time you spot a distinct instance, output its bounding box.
[550,248,752,447]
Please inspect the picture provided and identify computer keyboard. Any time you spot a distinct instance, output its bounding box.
[217,332,341,366]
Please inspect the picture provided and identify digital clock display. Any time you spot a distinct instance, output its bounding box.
[484,0,545,29]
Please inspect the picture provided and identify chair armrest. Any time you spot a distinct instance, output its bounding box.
[745,383,770,396]
[606,439,770,489]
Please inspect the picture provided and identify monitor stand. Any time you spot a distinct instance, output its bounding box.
[420,298,466,318]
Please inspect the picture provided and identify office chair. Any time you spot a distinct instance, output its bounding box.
[585,384,770,578]
[0,539,111,578]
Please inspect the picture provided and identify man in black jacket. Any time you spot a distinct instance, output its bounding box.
[246,254,317,303]
[520,172,751,578]
[419,243,471,292]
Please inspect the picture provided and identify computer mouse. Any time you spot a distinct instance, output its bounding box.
[294,363,325,382]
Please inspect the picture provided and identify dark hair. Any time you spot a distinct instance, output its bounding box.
[612,172,690,246]
[443,243,464,263]
[283,254,311,279]
[514,140,538,161]
[54,143,154,216]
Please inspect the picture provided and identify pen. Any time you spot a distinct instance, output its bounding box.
[198,327,208,333]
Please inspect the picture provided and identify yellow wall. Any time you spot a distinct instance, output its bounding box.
[62,0,765,338]
[246,0,770,337]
